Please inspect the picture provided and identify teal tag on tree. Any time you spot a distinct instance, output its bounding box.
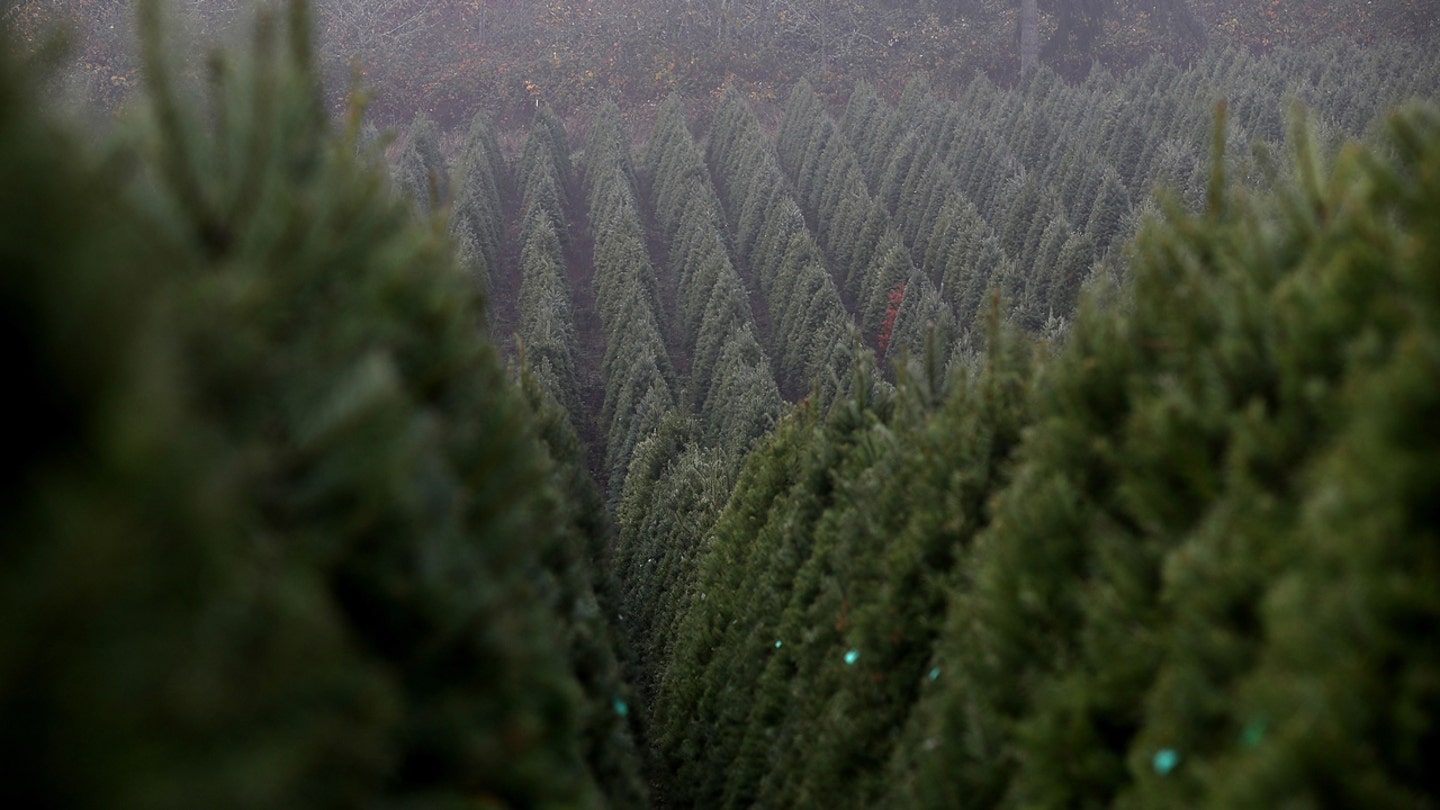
[775,640,783,648]
[1152,748,1180,775]
[844,649,859,665]
[928,667,941,681]
[612,699,629,718]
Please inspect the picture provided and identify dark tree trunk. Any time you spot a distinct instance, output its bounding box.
[1020,0,1039,73]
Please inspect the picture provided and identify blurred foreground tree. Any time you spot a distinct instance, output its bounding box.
[0,1,643,805]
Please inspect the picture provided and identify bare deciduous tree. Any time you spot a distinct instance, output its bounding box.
[314,0,438,64]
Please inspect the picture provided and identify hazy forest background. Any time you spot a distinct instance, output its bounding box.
[4,0,1440,808]
[11,0,1440,126]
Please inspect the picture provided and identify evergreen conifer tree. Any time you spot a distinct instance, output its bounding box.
[449,109,507,300]
[396,110,447,215]
[0,4,648,806]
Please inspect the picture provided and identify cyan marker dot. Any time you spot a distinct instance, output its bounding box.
[844,649,859,665]
[1240,717,1268,750]
[928,667,941,681]
[1153,748,1180,775]
[775,640,783,648]
[612,699,629,718]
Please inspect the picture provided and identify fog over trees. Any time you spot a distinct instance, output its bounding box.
[13,0,1439,122]
[5,0,1440,807]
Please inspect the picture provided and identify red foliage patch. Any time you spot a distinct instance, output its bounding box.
[876,282,906,363]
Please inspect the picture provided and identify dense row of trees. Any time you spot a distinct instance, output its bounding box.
[9,1,1440,807]
[507,109,654,808]
[279,29,1440,809]
[778,79,931,359]
[517,107,584,422]
[585,100,679,498]
[847,73,1103,341]
[610,95,788,726]
[706,86,861,402]
[611,30,1440,810]
[449,109,507,301]
[646,101,1440,810]
[642,95,784,454]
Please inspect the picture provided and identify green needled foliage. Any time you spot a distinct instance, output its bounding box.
[516,359,649,810]
[641,93,782,457]
[705,87,858,405]
[396,111,447,217]
[644,97,1440,809]
[586,100,676,504]
[449,109,506,302]
[10,5,1440,808]
[0,2,645,806]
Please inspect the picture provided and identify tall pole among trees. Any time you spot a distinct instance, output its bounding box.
[1020,0,1039,73]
